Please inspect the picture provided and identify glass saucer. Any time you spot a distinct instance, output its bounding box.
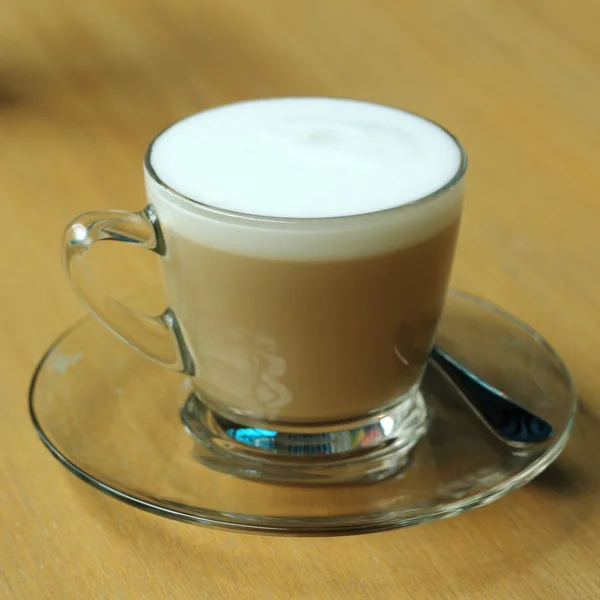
[29,290,577,536]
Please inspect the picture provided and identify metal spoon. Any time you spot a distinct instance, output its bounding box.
[431,345,554,446]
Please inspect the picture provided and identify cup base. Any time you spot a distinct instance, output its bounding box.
[181,389,428,485]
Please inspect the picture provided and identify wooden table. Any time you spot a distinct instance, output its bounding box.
[1,0,599,597]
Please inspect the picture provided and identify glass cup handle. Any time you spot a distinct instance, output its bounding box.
[62,206,193,374]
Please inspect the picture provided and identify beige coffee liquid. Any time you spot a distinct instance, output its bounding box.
[146,98,464,424]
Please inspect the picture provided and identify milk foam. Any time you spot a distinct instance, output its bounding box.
[145,98,465,260]
[150,98,461,219]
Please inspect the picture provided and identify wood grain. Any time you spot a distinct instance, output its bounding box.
[1,0,600,597]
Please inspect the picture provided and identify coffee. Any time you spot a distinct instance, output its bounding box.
[146,98,464,424]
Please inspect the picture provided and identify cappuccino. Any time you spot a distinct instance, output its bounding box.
[145,98,464,424]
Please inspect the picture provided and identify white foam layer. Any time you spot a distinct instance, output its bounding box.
[149,98,462,219]
[146,176,463,261]
[145,98,465,261]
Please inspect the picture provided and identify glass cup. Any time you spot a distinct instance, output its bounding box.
[63,102,467,484]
